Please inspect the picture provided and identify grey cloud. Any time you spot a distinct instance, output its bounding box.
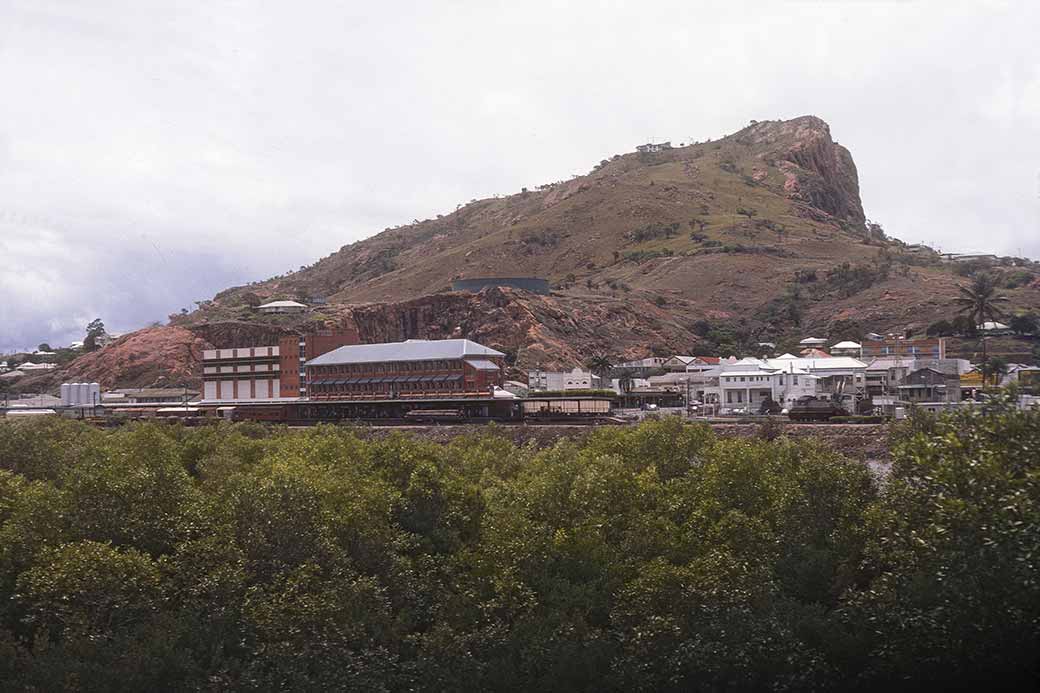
[1,0,1038,352]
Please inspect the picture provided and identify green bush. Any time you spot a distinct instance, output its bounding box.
[830,415,885,424]
[0,410,1036,689]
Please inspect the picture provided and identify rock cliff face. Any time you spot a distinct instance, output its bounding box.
[338,288,703,369]
[737,117,864,225]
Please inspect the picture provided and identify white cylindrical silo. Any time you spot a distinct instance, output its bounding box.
[89,383,100,407]
[60,383,70,406]
[76,383,88,407]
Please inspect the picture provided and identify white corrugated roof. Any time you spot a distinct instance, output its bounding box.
[466,359,501,371]
[764,356,866,371]
[799,337,827,345]
[308,339,504,366]
[831,341,862,349]
[258,300,307,308]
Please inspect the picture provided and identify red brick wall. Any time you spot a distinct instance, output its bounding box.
[279,329,360,397]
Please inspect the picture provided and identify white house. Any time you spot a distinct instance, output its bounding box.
[978,321,1012,335]
[829,340,862,357]
[767,354,867,404]
[714,362,811,412]
[258,300,308,315]
[528,368,600,392]
[661,355,721,373]
[706,354,868,413]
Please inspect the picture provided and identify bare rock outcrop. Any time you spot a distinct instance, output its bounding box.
[746,116,865,225]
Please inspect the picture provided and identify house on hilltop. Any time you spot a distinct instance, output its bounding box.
[258,300,308,315]
[636,141,672,153]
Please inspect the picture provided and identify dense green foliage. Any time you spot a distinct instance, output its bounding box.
[0,409,1037,691]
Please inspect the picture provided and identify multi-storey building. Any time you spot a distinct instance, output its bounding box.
[611,357,669,378]
[305,339,505,399]
[527,368,601,392]
[861,337,946,360]
[898,367,962,403]
[278,329,360,398]
[865,357,970,398]
[201,346,283,401]
[706,354,868,412]
[201,329,359,401]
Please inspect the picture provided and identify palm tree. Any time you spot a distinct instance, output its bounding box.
[980,356,1009,387]
[585,353,613,379]
[617,369,635,394]
[953,274,1009,328]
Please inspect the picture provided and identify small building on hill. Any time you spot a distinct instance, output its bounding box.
[258,300,308,314]
[636,142,672,153]
[861,336,946,360]
[830,341,862,357]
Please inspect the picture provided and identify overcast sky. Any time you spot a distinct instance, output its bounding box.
[1,0,1038,352]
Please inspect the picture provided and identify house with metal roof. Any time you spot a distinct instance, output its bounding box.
[305,339,505,400]
[829,340,862,357]
[258,300,308,314]
[704,354,869,413]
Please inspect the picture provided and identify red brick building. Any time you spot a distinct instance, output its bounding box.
[278,329,360,398]
[201,328,359,401]
[306,339,505,399]
[861,337,946,360]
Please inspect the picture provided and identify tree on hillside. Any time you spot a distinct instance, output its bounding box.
[925,320,954,337]
[980,356,1009,387]
[1009,313,1038,336]
[951,314,978,337]
[83,318,106,352]
[37,343,51,352]
[953,274,1009,328]
[585,353,613,378]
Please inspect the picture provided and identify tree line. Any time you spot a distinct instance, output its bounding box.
[0,406,1037,691]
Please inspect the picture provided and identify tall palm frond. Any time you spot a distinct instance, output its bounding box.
[584,353,613,377]
[953,274,1009,326]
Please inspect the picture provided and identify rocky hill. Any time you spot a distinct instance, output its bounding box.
[16,116,1040,392]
